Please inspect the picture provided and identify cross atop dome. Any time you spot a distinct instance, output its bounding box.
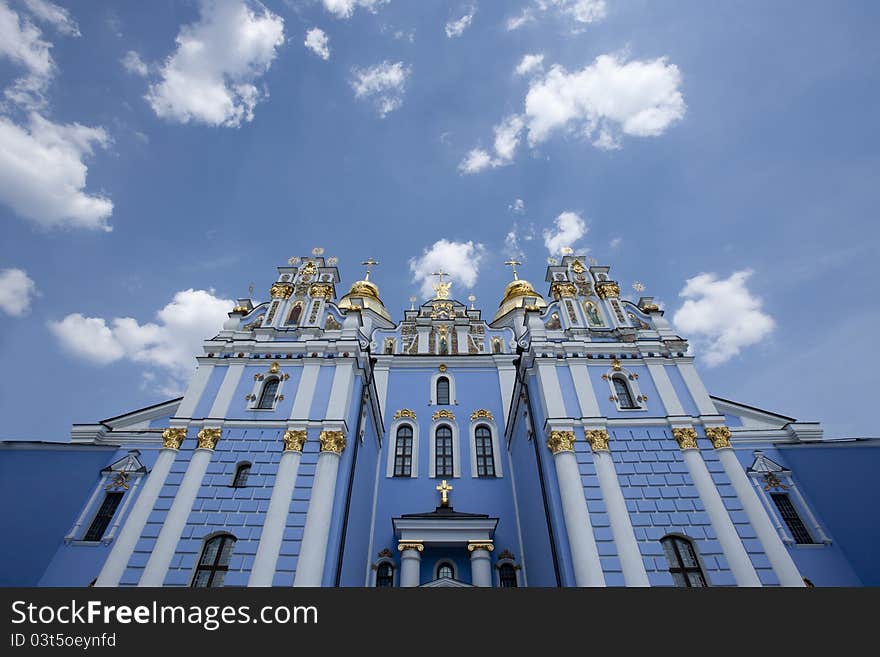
[432,271,452,299]
[504,259,521,280]
[361,258,379,281]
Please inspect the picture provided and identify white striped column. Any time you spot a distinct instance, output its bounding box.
[138,427,221,587]
[586,430,650,587]
[468,542,494,587]
[292,430,346,587]
[547,431,605,587]
[706,427,804,587]
[398,542,423,587]
[673,428,761,587]
[248,430,307,586]
[95,428,185,587]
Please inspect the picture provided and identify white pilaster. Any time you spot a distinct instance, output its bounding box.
[567,361,601,417]
[456,326,469,354]
[290,362,321,420]
[496,362,516,426]
[645,360,685,417]
[716,447,804,586]
[417,327,429,354]
[139,428,220,586]
[547,431,605,587]
[535,361,567,418]
[207,363,244,418]
[373,363,390,417]
[325,360,355,421]
[66,474,109,542]
[104,474,143,543]
[399,544,422,587]
[249,431,306,586]
[676,361,719,416]
[95,439,181,587]
[469,545,493,587]
[293,431,346,587]
[174,363,214,419]
[674,429,761,586]
[788,481,830,543]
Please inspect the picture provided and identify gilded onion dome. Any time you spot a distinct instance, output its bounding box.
[337,275,392,321]
[493,277,547,322]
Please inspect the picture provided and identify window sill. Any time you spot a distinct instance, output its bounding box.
[66,540,112,547]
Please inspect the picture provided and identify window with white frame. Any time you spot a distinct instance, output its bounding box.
[661,535,707,587]
[605,366,646,411]
[83,492,123,542]
[393,426,413,477]
[436,377,450,405]
[770,493,814,544]
[256,377,280,409]
[435,425,454,477]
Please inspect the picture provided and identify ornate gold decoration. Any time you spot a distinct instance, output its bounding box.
[470,409,494,421]
[467,541,495,552]
[672,427,698,450]
[106,472,130,490]
[705,426,732,449]
[571,259,585,273]
[162,427,187,449]
[438,363,447,372]
[378,548,394,559]
[197,427,222,450]
[270,282,294,299]
[546,430,576,454]
[640,302,660,313]
[268,361,280,374]
[436,479,453,507]
[763,473,788,491]
[586,429,610,452]
[432,270,452,299]
[497,549,515,561]
[283,429,307,452]
[393,409,417,420]
[611,358,622,371]
[550,281,577,300]
[397,541,424,552]
[231,305,249,314]
[596,281,621,299]
[319,430,346,454]
[432,409,455,420]
[308,283,334,299]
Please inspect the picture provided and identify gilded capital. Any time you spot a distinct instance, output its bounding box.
[269,282,294,299]
[393,408,417,421]
[705,426,732,449]
[470,409,494,421]
[283,429,307,452]
[672,427,698,450]
[549,281,577,300]
[397,541,424,553]
[467,541,495,552]
[319,430,346,454]
[586,429,610,452]
[547,430,576,454]
[308,283,334,300]
[196,427,222,450]
[432,409,455,421]
[596,281,621,299]
[161,427,187,450]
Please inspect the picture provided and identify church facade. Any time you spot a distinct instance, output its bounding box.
[2,252,877,587]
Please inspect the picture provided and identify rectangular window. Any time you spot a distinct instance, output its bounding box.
[394,433,413,477]
[436,435,453,477]
[771,493,814,544]
[83,492,124,542]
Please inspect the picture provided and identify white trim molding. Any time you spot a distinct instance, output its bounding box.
[603,363,648,412]
[246,363,290,412]
[429,370,457,406]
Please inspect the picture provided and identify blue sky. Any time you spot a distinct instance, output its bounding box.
[0,0,878,441]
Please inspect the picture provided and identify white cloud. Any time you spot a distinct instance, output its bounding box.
[445,7,475,38]
[304,27,330,60]
[0,268,37,316]
[21,0,80,36]
[504,221,534,260]
[49,288,234,389]
[525,53,686,148]
[146,0,285,128]
[515,53,544,76]
[0,112,112,230]
[509,198,525,214]
[322,0,388,19]
[409,239,485,299]
[672,270,775,366]
[508,0,606,31]
[458,113,524,173]
[609,236,622,248]
[351,60,410,117]
[506,12,534,31]
[543,211,586,254]
[0,0,54,109]
[121,50,149,76]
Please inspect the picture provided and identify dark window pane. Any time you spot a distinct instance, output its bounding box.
[193,534,236,588]
[661,535,707,588]
[83,492,123,542]
[376,563,393,587]
[436,426,453,477]
[436,377,450,405]
[475,425,495,477]
[394,426,413,477]
[499,563,517,588]
[438,563,453,579]
[232,463,250,487]
[771,493,814,544]
[612,376,636,408]
[258,378,279,409]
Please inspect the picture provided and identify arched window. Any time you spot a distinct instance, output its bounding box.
[257,378,280,409]
[287,303,303,325]
[192,534,236,588]
[492,338,503,354]
[661,535,707,587]
[436,377,450,405]
[499,563,517,588]
[231,462,250,488]
[612,375,637,409]
[376,562,394,587]
[437,562,454,580]
[393,426,413,477]
[435,426,453,477]
[475,425,495,477]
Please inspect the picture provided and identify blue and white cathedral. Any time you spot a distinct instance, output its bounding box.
[2,251,878,587]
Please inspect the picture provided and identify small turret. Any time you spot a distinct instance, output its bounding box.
[337,258,392,322]
[492,259,547,322]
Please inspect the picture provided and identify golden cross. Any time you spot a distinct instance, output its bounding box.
[436,479,453,507]
[503,259,521,280]
[361,258,379,281]
[432,271,452,299]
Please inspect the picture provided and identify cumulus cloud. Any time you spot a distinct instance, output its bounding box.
[21,0,80,36]
[304,27,330,60]
[0,268,37,316]
[445,7,475,38]
[0,0,55,109]
[49,289,234,391]
[515,53,544,76]
[146,0,285,128]
[508,0,606,31]
[458,113,524,173]
[509,198,525,214]
[121,50,149,76]
[0,112,113,230]
[351,60,410,117]
[672,270,775,366]
[504,221,534,261]
[322,0,388,19]
[409,239,485,299]
[543,211,586,254]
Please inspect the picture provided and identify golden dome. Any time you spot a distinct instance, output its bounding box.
[347,280,380,301]
[493,278,547,322]
[337,279,391,321]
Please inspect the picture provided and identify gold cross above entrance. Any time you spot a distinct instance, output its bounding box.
[436,479,453,507]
